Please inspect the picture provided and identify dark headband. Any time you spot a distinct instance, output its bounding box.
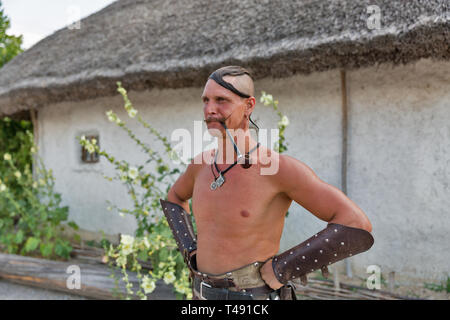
[208,70,252,98]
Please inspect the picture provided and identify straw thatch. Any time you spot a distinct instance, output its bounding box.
[0,0,449,116]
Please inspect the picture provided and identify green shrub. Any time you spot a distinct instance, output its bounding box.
[0,117,79,260]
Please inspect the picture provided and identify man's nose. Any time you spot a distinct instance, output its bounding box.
[204,101,219,116]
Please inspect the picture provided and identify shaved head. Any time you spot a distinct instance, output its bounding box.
[223,73,254,98]
[208,66,254,98]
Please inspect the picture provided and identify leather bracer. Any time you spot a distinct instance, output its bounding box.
[160,199,197,265]
[272,223,374,285]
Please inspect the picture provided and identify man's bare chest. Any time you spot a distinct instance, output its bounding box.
[191,163,280,226]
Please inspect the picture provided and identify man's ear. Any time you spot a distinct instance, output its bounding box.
[247,96,256,113]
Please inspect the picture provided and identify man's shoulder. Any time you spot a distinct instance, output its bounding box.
[257,147,291,180]
[268,152,311,182]
[179,150,213,183]
[190,149,214,166]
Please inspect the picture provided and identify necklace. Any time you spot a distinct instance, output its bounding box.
[210,142,261,190]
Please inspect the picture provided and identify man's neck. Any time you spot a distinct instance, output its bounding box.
[216,127,258,165]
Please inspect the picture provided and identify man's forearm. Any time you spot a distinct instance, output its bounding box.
[271,223,374,285]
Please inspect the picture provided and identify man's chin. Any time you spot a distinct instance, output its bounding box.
[206,124,224,137]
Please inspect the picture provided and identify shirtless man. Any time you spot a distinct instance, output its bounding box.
[161,66,374,300]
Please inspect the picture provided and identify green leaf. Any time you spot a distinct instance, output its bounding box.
[55,240,72,259]
[40,242,54,257]
[67,221,79,231]
[157,165,169,174]
[158,248,169,261]
[14,230,24,244]
[137,250,148,262]
[24,237,40,252]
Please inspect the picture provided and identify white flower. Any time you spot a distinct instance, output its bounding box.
[30,147,36,154]
[279,115,290,126]
[120,172,128,182]
[0,184,6,192]
[119,211,125,217]
[117,87,127,96]
[14,171,21,179]
[86,144,95,154]
[143,237,150,249]
[120,234,135,255]
[121,234,134,245]
[141,276,156,294]
[174,281,184,293]
[106,110,115,122]
[127,167,139,180]
[3,153,11,161]
[163,272,176,285]
[127,108,137,118]
[260,92,273,106]
[116,254,127,267]
[168,149,179,161]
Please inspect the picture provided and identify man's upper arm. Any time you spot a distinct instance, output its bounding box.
[278,155,355,223]
[168,152,205,203]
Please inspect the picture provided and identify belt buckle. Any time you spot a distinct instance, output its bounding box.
[200,281,211,300]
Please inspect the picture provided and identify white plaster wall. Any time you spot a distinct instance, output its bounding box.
[37,58,449,282]
[255,72,343,249]
[346,59,450,282]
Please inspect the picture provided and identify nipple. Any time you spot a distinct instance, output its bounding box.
[240,210,250,218]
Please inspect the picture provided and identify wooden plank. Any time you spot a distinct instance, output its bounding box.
[0,253,175,300]
[295,278,417,300]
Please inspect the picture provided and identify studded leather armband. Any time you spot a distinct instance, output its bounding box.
[272,223,374,285]
[160,199,197,264]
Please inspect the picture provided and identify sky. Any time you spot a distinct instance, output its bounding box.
[2,0,117,49]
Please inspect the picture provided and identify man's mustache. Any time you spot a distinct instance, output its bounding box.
[204,110,234,124]
[204,117,225,124]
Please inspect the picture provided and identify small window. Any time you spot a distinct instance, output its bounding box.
[81,135,100,163]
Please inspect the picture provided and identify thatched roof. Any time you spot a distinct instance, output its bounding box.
[0,0,449,116]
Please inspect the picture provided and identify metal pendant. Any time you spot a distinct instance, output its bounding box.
[210,174,225,191]
[216,174,225,187]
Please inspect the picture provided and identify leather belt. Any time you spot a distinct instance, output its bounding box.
[193,276,275,300]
